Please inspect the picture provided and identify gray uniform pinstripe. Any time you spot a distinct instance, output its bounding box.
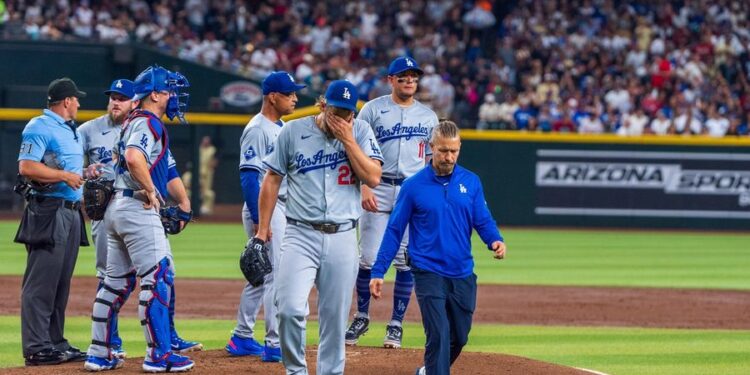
[263,116,383,375]
[356,95,437,270]
[234,114,288,348]
[78,115,119,279]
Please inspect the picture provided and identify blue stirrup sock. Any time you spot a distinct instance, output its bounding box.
[391,270,414,326]
[355,268,372,318]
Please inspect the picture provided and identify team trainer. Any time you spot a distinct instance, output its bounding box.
[370,119,506,375]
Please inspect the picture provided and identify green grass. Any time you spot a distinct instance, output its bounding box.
[0,316,748,374]
[1,221,748,289]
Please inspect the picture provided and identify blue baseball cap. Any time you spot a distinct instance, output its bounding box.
[325,80,358,112]
[104,78,135,99]
[388,56,424,76]
[262,71,306,95]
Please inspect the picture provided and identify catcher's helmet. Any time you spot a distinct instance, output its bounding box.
[133,65,190,124]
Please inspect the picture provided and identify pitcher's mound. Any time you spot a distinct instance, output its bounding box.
[3,347,600,374]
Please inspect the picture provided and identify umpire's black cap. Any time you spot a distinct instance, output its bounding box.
[48,77,87,102]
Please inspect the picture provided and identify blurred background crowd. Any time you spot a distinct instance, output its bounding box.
[1,0,749,136]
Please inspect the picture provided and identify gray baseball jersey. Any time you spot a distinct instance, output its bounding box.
[79,114,120,180]
[113,117,165,192]
[357,95,437,178]
[263,115,384,223]
[239,113,287,198]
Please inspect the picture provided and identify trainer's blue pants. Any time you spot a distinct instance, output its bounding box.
[413,267,476,375]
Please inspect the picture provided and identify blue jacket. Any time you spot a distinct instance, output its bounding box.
[371,164,503,279]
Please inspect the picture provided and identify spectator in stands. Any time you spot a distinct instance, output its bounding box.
[647,108,671,135]
[477,93,502,130]
[704,105,730,137]
[618,106,649,136]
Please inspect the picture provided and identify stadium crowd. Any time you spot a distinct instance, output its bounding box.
[1,0,749,136]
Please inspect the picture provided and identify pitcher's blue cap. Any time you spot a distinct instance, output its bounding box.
[104,79,135,99]
[325,80,358,112]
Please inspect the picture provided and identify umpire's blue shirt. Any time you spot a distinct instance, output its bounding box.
[372,164,503,279]
[17,109,84,201]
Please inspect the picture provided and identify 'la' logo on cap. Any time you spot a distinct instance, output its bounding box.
[116,80,123,88]
[406,58,414,67]
[343,87,351,99]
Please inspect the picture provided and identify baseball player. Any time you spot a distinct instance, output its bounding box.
[78,78,138,359]
[255,80,383,375]
[346,56,438,349]
[225,71,305,362]
[83,65,196,372]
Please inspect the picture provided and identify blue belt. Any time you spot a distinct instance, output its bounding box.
[381,177,405,186]
[122,189,137,197]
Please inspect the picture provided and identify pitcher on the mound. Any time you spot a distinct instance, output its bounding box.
[253,80,383,375]
[346,56,438,349]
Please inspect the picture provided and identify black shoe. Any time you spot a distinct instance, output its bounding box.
[24,348,65,366]
[345,316,370,346]
[62,346,87,362]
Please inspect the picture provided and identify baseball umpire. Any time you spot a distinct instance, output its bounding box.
[346,56,438,349]
[225,71,305,362]
[83,65,196,372]
[370,120,506,375]
[16,77,91,366]
[253,80,383,375]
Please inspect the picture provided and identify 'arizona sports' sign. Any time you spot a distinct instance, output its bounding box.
[535,149,750,219]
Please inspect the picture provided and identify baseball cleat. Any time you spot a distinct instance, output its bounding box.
[83,355,124,372]
[383,325,403,348]
[345,316,370,346]
[171,336,203,354]
[111,345,127,359]
[225,334,264,356]
[261,345,282,362]
[415,365,426,375]
[142,353,194,373]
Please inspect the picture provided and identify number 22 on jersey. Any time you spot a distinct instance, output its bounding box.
[338,165,356,185]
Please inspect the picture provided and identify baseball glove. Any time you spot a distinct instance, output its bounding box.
[239,238,272,287]
[83,179,114,220]
[159,206,193,235]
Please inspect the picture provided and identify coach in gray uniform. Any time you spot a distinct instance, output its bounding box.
[255,80,383,375]
[225,71,305,362]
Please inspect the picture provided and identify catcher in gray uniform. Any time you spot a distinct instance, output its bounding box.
[225,71,305,362]
[255,80,383,375]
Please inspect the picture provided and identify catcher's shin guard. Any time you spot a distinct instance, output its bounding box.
[139,257,174,361]
[88,272,137,358]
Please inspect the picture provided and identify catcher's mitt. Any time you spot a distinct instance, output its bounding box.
[83,179,114,220]
[159,206,193,235]
[240,237,272,287]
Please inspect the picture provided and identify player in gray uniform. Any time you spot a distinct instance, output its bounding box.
[225,71,305,362]
[83,65,195,372]
[78,79,138,358]
[346,57,438,348]
[255,80,383,375]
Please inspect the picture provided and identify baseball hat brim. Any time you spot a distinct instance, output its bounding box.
[103,89,132,98]
[390,66,424,76]
[326,99,357,112]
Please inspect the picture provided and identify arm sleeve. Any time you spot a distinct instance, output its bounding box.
[471,176,503,249]
[240,169,261,224]
[371,183,414,278]
[18,129,48,162]
[262,124,291,176]
[167,150,180,181]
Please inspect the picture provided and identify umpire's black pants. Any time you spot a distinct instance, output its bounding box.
[20,198,83,357]
[413,267,476,375]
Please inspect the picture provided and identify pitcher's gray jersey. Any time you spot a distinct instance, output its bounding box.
[263,116,384,223]
[239,114,287,198]
[113,117,165,191]
[79,114,119,180]
[357,95,437,178]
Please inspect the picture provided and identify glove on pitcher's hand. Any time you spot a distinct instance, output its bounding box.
[240,237,272,287]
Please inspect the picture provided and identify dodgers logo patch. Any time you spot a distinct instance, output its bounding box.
[140,133,148,148]
[244,146,257,160]
[265,144,274,154]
